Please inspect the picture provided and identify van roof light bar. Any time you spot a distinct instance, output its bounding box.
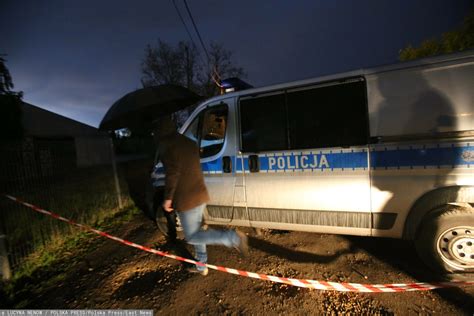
[220,77,253,94]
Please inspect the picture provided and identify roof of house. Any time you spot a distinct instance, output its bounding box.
[22,102,107,138]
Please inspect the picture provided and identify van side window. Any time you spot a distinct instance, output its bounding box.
[183,104,228,158]
[287,81,368,149]
[239,80,368,152]
[240,93,287,152]
[183,115,200,142]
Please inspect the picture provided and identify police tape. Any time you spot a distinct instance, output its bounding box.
[5,194,474,293]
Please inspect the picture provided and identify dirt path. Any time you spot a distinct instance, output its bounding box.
[4,214,474,315]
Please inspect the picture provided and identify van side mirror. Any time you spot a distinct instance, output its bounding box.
[223,156,232,173]
[249,155,259,173]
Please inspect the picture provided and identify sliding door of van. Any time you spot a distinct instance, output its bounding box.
[238,79,373,236]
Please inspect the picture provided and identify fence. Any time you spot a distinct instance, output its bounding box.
[0,137,133,280]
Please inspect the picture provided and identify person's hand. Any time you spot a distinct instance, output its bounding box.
[162,199,174,212]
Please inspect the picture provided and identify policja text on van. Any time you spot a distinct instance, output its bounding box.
[268,154,330,170]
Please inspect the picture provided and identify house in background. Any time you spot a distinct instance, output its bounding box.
[21,102,112,167]
[0,103,124,281]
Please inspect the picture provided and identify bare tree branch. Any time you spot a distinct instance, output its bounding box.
[141,39,246,97]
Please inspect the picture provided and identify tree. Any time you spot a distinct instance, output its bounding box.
[141,40,199,89]
[197,42,246,97]
[141,39,246,97]
[140,40,246,126]
[0,55,23,140]
[0,56,14,94]
[400,9,474,61]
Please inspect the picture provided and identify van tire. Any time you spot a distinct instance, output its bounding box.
[415,205,474,274]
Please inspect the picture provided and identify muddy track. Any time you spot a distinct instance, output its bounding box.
[2,214,474,315]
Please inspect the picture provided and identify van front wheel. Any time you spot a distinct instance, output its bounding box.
[415,206,474,273]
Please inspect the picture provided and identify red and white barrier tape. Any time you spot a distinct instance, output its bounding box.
[5,194,474,292]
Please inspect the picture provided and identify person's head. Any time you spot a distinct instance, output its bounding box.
[154,115,177,140]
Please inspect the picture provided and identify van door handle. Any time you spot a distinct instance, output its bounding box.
[223,156,232,173]
[249,155,259,173]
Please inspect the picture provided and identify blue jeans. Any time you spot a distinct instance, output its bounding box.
[177,204,239,271]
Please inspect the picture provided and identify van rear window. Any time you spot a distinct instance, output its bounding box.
[287,80,368,149]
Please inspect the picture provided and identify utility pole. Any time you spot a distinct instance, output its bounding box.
[110,138,123,209]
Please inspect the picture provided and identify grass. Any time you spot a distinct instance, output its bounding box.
[0,203,141,307]
[0,140,150,307]
[2,164,131,268]
[11,202,139,280]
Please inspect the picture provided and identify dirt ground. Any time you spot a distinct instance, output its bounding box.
[3,213,474,315]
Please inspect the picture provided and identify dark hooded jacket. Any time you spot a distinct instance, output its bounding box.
[157,117,210,211]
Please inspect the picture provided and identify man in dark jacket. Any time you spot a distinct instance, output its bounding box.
[156,116,248,276]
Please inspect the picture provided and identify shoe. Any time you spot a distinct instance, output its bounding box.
[235,230,249,257]
[187,266,209,276]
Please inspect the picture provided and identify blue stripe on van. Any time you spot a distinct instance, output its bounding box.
[152,143,472,181]
[201,158,223,173]
[371,145,473,169]
[199,143,473,173]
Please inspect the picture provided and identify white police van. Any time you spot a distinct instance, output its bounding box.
[152,50,474,274]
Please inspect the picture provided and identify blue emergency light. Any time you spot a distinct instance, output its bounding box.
[220,77,253,93]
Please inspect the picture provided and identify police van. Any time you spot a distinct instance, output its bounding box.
[152,50,474,274]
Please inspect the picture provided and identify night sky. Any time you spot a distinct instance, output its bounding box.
[1,0,472,127]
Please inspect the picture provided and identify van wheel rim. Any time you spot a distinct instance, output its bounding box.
[438,226,474,269]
